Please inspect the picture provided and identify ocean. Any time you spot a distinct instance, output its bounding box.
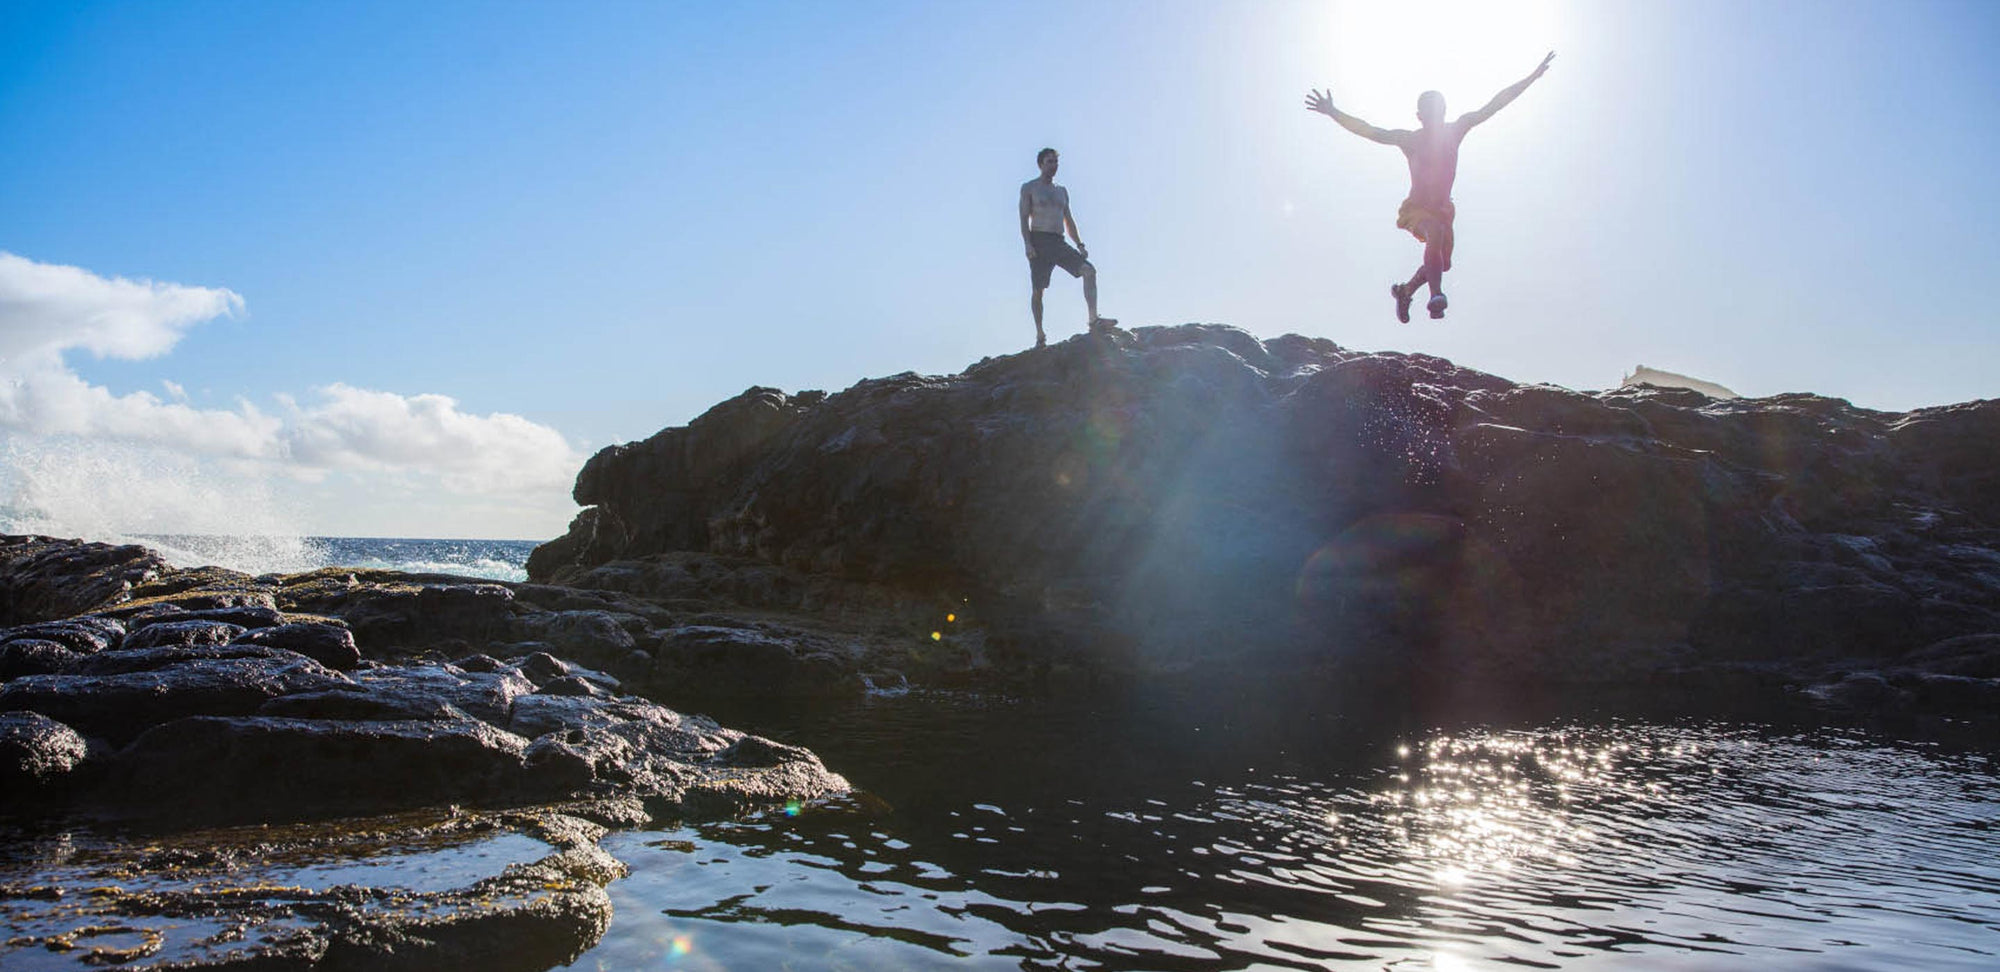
[134,534,539,582]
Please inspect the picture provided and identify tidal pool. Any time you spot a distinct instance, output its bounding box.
[565,686,2000,970]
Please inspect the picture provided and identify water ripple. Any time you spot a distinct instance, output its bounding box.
[567,697,2000,970]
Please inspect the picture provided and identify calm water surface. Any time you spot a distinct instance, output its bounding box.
[564,687,2000,970]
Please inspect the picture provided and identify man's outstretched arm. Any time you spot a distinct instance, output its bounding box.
[1459,51,1554,128]
[1305,89,1403,146]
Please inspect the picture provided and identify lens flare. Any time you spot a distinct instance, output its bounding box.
[1294,512,1466,610]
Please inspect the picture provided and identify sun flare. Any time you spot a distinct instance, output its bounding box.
[1320,0,1561,125]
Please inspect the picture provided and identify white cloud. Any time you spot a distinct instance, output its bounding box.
[282,384,580,493]
[0,251,243,366]
[0,251,582,512]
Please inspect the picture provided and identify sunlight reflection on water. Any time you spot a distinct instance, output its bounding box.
[566,695,2000,971]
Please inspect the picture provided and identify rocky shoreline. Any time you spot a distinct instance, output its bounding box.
[3,323,1995,968]
[0,535,848,969]
[528,324,2000,717]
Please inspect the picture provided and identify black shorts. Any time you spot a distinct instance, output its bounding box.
[1028,231,1087,290]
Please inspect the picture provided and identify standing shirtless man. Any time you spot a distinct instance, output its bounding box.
[1020,147,1114,348]
[1306,52,1554,322]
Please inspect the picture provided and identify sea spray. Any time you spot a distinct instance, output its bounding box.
[0,436,540,580]
[0,433,322,573]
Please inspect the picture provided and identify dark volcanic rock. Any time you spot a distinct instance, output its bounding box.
[508,693,643,738]
[0,616,125,654]
[107,715,531,821]
[119,603,285,630]
[116,564,275,612]
[259,684,470,721]
[0,631,846,826]
[1906,634,2000,678]
[654,624,811,694]
[527,325,2000,692]
[517,650,573,686]
[0,806,624,971]
[0,710,91,787]
[0,536,166,624]
[278,572,519,649]
[0,653,348,745]
[341,664,538,727]
[64,641,306,677]
[0,639,82,678]
[453,652,508,672]
[514,610,639,664]
[119,618,247,651]
[539,674,609,697]
[235,620,361,670]
[0,537,851,972]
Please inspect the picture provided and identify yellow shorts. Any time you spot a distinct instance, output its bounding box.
[1395,197,1455,269]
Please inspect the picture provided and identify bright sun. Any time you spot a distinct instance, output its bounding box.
[1320,0,1561,126]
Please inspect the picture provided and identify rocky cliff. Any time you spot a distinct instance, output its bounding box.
[530,324,2000,705]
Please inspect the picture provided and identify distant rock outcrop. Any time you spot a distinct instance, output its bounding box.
[1622,364,1739,400]
[530,324,2000,705]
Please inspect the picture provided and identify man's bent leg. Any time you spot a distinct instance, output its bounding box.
[1420,224,1450,317]
[1422,233,1446,299]
[1031,289,1047,347]
[1081,263,1099,323]
[1424,239,1449,317]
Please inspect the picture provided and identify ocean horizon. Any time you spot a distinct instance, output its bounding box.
[126,533,541,582]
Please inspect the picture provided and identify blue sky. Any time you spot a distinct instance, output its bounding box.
[1,0,1995,540]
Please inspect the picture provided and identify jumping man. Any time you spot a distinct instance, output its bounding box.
[1020,147,1114,348]
[1306,52,1554,322]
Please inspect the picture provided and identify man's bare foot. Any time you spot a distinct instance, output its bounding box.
[1088,315,1117,332]
[1035,329,1047,349]
[1427,293,1448,319]
[1391,284,1413,324]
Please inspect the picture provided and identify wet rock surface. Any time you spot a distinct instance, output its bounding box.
[520,325,2000,713]
[0,538,852,970]
[0,803,638,972]
[0,604,847,826]
[0,711,91,789]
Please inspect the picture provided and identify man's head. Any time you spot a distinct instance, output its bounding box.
[1037,147,1059,176]
[1416,90,1446,126]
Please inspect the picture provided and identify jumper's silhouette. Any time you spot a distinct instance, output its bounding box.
[1307,52,1554,322]
[1019,147,1115,349]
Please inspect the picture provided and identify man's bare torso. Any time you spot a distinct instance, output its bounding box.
[1399,121,1469,206]
[1022,179,1069,235]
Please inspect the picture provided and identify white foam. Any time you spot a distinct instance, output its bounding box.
[0,433,320,574]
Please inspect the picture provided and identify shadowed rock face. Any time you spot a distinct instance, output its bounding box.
[0,635,848,826]
[529,324,2000,693]
[0,551,852,827]
[0,552,854,972]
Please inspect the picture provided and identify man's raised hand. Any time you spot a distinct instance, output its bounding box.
[1532,51,1555,79]
[1304,89,1336,117]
